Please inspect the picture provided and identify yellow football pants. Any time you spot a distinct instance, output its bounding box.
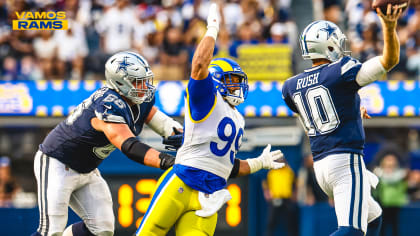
[136,168,217,236]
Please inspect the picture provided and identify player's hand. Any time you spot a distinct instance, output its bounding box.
[259,144,285,169]
[162,128,183,151]
[247,144,285,173]
[360,106,371,119]
[376,3,404,29]
[207,3,220,32]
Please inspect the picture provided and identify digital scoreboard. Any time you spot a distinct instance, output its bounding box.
[104,175,248,236]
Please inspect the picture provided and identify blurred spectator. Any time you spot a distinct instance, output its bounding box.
[358,23,382,62]
[267,22,288,44]
[229,22,259,57]
[54,19,89,80]
[154,26,188,80]
[408,169,420,201]
[160,27,188,66]
[296,154,329,206]
[262,165,299,236]
[406,30,420,79]
[214,27,232,58]
[373,152,408,236]
[0,0,417,80]
[0,156,20,208]
[96,0,138,54]
[33,31,56,79]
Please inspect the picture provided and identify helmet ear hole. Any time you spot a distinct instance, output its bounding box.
[116,81,123,86]
[328,46,334,52]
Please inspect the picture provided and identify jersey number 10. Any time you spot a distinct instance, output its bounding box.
[293,85,340,136]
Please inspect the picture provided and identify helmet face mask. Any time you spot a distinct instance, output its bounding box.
[300,20,351,62]
[209,58,249,106]
[105,51,156,104]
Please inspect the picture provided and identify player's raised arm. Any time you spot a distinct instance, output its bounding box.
[190,3,220,80]
[377,4,403,70]
[355,3,403,87]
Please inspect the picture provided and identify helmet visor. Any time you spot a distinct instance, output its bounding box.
[127,75,156,103]
[222,72,249,100]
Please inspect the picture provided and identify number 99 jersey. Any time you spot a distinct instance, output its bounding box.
[176,76,245,181]
[282,56,364,161]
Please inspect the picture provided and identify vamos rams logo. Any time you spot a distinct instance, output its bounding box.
[12,11,68,30]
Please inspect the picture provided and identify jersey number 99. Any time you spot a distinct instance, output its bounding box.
[210,117,243,164]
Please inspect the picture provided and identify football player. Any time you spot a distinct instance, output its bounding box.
[135,3,285,236]
[281,4,403,236]
[31,51,183,236]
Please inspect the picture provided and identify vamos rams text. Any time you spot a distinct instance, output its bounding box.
[13,11,68,30]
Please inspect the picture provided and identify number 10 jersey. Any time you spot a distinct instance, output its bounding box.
[282,56,365,161]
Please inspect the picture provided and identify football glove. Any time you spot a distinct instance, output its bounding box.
[162,128,183,151]
[246,144,285,173]
[207,3,220,31]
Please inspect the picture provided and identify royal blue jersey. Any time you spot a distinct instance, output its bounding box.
[40,87,155,173]
[282,56,364,161]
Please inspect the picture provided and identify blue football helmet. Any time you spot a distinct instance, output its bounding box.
[208,58,249,106]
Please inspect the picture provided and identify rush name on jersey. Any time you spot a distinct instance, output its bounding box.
[282,56,365,160]
[39,87,154,173]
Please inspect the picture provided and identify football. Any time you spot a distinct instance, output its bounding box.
[372,0,409,13]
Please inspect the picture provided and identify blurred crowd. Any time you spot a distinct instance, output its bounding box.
[0,0,417,81]
[0,0,298,81]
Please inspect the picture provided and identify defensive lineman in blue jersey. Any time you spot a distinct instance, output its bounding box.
[32,51,183,236]
[136,4,285,236]
[282,4,403,236]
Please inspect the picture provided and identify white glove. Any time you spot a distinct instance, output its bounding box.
[195,189,232,217]
[246,144,285,173]
[205,3,220,39]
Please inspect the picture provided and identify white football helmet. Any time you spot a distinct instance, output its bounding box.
[105,51,156,104]
[299,20,350,62]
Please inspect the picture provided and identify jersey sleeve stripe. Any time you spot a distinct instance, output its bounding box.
[95,111,126,123]
[186,87,217,123]
[341,59,361,75]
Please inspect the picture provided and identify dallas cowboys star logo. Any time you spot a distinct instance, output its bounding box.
[319,23,336,38]
[115,56,133,74]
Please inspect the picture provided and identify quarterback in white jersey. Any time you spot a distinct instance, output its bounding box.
[136,4,285,236]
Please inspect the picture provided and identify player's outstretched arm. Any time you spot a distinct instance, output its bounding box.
[91,118,175,170]
[190,3,220,80]
[377,3,403,70]
[230,145,285,177]
[355,4,403,87]
[145,106,183,138]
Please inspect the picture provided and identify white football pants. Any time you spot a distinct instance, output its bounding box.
[34,150,114,236]
[313,153,382,233]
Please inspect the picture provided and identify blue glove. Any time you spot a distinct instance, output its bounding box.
[162,128,183,151]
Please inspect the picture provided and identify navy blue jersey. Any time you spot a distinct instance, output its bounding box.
[282,56,364,161]
[40,87,155,173]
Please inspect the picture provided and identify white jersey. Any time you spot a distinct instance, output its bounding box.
[176,91,245,180]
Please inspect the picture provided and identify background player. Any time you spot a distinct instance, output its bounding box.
[281,3,403,236]
[135,3,285,236]
[31,51,182,236]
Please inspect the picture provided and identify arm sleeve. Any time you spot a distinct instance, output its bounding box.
[94,94,127,123]
[355,56,387,87]
[187,73,217,121]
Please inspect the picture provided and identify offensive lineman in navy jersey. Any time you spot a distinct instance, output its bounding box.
[32,51,183,236]
[282,4,403,236]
